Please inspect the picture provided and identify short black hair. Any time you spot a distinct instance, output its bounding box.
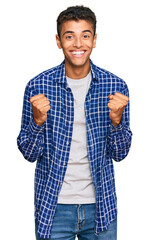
[57,5,97,37]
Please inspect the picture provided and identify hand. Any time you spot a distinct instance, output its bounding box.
[107,92,129,127]
[30,94,51,127]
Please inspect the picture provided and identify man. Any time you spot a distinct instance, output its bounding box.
[17,5,132,240]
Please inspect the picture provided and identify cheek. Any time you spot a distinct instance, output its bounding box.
[61,43,71,52]
[85,40,95,48]
[86,44,94,52]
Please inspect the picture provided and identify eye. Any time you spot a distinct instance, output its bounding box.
[66,35,73,40]
[83,34,90,39]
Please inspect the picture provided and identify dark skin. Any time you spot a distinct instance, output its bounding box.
[30,20,129,127]
[30,94,50,127]
[108,92,129,127]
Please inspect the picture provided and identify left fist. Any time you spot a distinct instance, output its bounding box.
[107,92,129,127]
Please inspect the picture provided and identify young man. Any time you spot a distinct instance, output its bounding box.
[17,6,132,240]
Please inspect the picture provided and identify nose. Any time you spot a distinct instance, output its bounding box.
[73,37,83,48]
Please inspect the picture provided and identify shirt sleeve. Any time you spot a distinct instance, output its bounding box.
[17,83,45,162]
[107,82,132,162]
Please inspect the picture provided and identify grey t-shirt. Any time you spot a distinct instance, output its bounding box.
[57,72,96,204]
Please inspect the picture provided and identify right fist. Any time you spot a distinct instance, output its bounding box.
[30,94,51,127]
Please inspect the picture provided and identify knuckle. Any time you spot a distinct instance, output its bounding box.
[124,98,129,106]
[126,97,129,102]
[39,94,45,98]
[32,101,37,107]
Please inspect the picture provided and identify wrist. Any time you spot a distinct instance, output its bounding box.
[111,122,119,127]
[33,117,44,127]
[111,119,121,127]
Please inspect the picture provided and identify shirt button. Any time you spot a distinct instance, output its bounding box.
[69,121,71,124]
[66,141,69,145]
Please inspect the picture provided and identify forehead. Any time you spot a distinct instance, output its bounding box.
[60,20,94,34]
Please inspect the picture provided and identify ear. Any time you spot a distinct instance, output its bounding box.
[56,34,62,49]
[93,34,97,48]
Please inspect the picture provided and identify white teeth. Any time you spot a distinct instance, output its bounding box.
[71,51,85,55]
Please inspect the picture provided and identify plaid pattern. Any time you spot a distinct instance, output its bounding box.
[17,60,132,238]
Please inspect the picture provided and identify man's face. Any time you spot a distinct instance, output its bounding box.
[56,20,97,70]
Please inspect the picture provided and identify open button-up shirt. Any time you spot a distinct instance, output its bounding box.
[17,60,132,238]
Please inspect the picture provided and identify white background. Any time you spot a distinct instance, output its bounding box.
[0,0,149,239]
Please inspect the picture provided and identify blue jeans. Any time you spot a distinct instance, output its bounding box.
[35,203,117,240]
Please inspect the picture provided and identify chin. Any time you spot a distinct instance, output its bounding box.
[68,58,90,68]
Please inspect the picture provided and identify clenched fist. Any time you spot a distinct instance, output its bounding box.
[107,92,129,127]
[30,94,51,127]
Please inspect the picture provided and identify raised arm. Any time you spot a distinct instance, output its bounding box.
[107,84,132,161]
[17,84,50,162]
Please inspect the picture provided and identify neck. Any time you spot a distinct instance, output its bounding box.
[65,59,91,79]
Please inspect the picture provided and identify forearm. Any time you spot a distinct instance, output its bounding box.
[17,118,45,162]
[107,123,132,161]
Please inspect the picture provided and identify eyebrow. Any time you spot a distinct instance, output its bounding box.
[62,30,93,37]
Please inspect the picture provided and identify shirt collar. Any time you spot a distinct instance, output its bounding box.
[53,59,99,85]
[90,59,99,81]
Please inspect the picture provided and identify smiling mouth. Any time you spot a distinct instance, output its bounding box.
[70,50,86,56]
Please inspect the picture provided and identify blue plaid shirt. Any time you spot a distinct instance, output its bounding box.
[17,60,132,238]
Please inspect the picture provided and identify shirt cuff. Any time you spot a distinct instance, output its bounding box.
[108,122,123,136]
[28,118,45,138]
